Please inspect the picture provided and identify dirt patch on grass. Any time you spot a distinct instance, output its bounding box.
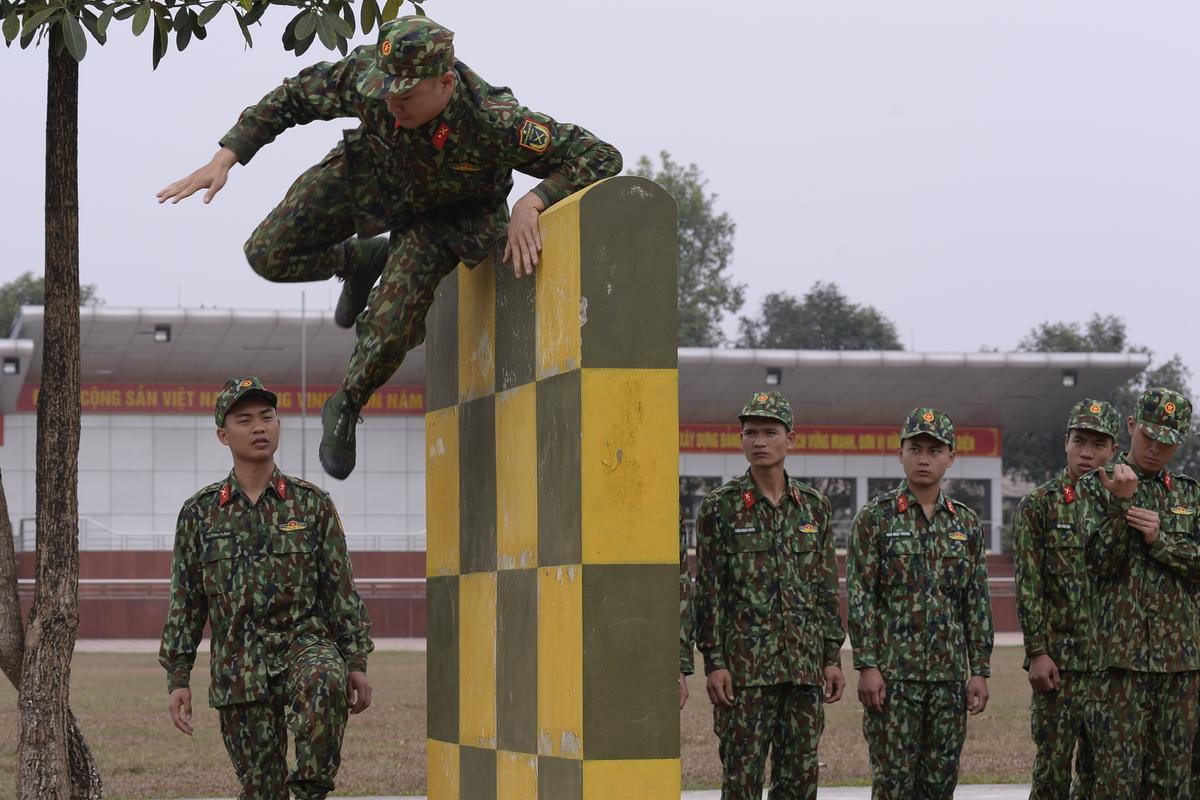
[0,648,1034,797]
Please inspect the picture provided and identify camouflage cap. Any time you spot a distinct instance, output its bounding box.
[1135,387,1191,445]
[738,391,793,431]
[214,377,278,427]
[1066,398,1122,440]
[901,407,955,448]
[356,15,455,99]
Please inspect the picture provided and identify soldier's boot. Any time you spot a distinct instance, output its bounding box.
[319,389,362,480]
[334,237,389,329]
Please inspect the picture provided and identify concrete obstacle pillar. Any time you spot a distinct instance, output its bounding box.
[423,176,680,799]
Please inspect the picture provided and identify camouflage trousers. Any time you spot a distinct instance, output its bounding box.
[217,639,350,800]
[1028,670,1100,800]
[1090,668,1199,800]
[243,144,506,407]
[862,680,965,800]
[712,682,824,800]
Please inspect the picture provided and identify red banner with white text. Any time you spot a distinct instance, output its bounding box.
[680,423,1001,457]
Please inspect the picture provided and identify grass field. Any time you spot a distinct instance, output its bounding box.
[0,647,1035,798]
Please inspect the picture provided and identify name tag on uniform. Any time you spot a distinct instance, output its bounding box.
[1055,523,1072,529]
[204,530,232,541]
[798,523,818,534]
[885,531,913,539]
[948,531,969,541]
[733,526,758,535]
[278,519,308,532]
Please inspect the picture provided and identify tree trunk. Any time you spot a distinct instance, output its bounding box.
[0,472,101,799]
[17,29,95,800]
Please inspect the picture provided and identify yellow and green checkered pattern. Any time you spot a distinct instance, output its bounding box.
[424,177,680,799]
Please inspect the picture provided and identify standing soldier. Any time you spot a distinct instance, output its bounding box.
[159,378,374,799]
[693,392,846,800]
[1085,388,1200,798]
[157,14,622,480]
[846,407,993,800]
[1013,399,1121,799]
[681,515,695,709]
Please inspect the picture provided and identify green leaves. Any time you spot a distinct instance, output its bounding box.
[60,11,84,58]
[2,12,19,44]
[131,2,151,35]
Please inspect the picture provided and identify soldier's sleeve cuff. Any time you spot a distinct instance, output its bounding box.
[1023,638,1048,658]
[701,652,727,675]
[167,668,191,693]
[217,133,257,166]
[346,656,368,674]
[530,183,559,209]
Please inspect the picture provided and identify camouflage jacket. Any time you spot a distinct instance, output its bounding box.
[846,481,993,681]
[220,51,622,248]
[1086,454,1200,672]
[1013,469,1104,671]
[680,516,695,676]
[694,471,844,687]
[159,468,374,708]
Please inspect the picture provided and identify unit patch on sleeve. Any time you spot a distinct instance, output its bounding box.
[518,117,550,153]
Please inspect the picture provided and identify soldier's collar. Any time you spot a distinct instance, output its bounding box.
[739,470,800,508]
[895,481,955,516]
[218,467,288,507]
[1119,452,1173,488]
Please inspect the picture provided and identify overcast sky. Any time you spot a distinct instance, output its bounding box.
[5,2,1200,382]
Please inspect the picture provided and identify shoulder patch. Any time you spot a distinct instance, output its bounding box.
[517,117,550,153]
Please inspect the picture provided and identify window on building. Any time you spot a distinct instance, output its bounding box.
[797,477,856,548]
[867,477,901,501]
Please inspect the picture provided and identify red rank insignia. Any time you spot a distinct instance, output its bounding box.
[791,487,801,504]
[432,122,450,150]
[742,490,756,510]
[946,499,957,516]
[1165,471,1173,491]
[275,476,288,500]
[897,495,908,514]
[218,483,232,507]
[1062,485,1076,504]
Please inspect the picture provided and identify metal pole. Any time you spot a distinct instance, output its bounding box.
[301,291,307,481]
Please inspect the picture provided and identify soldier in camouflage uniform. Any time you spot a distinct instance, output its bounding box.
[681,514,695,709]
[846,408,993,800]
[1013,399,1121,800]
[693,392,846,800]
[1083,388,1200,798]
[159,377,374,800]
[158,15,622,481]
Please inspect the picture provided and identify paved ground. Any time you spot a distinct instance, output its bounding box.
[184,789,1032,799]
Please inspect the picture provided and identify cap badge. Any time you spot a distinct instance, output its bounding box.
[239,379,253,388]
[922,411,935,422]
[897,495,909,514]
[517,117,550,153]
[757,393,768,403]
[432,122,451,150]
[1166,401,1177,414]
[1090,404,1102,414]
[380,40,392,56]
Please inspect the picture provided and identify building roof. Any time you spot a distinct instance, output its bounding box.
[1,306,1152,431]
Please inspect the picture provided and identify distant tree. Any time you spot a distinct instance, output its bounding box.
[0,272,99,335]
[1004,314,1198,483]
[738,282,903,350]
[631,152,744,347]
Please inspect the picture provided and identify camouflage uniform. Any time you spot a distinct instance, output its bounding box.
[159,378,373,800]
[681,515,695,677]
[694,392,845,800]
[220,17,622,410]
[846,408,993,800]
[1085,389,1200,799]
[1013,399,1122,800]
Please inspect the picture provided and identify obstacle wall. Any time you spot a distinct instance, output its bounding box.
[423,176,679,799]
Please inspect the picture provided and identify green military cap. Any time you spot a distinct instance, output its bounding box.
[738,391,793,431]
[1134,387,1191,445]
[1066,398,1122,440]
[357,15,455,100]
[901,407,955,448]
[214,376,278,426]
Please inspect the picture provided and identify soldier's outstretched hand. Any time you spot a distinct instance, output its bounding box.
[822,665,845,703]
[168,687,194,735]
[348,670,372,714]
[503,192,546,277]
[857,667,886,713]
[706,668,735,707]
[966,676,989,715]
[157,146,240,205]
[1098,463,1138,500]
